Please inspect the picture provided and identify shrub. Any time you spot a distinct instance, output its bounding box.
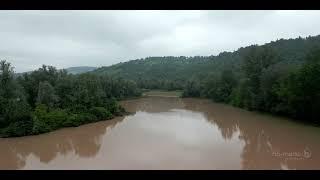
[32,104,69,133]
[64,112,98,127]
[114,105,125,116]
[68,104,88,114]
[1,116,33,137]
[32,115,52,135]
[45,109,69,129]
[90,107,113,120]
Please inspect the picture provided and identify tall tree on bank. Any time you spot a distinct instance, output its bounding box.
[0,60,32,136]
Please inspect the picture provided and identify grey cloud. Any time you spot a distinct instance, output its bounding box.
[0,10,320,72]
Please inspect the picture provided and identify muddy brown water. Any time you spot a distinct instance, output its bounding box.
[1,97,320,170]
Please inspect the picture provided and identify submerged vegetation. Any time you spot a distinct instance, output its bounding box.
[1,35,320,137]
[0,62,141,137]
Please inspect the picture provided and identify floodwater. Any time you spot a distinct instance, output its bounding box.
[1,97,320,170]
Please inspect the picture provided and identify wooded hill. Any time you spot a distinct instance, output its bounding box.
[92,35,320,123]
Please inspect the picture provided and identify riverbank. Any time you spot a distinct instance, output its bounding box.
[0,104,134,138]
[0,91,179,138]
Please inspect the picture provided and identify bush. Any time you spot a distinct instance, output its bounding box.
[105,99,118,114]
[75,113,97,124]
[89,107,112,120]
[32,104,69,134]
[1,116,33,137]
[31,104,114,134]
[64,112,98,127]
[113,105,125,116]
[62,114,77,127]
[45,109,69,129]
[32,115,52,135]
[67,104,88,114]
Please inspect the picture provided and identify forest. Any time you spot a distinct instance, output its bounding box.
[0,62,141,137]
[1,35,320,137]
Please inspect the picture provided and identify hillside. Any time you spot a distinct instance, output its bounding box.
[92,35,320,90]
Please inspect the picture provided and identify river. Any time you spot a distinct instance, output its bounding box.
[0,96,320,170]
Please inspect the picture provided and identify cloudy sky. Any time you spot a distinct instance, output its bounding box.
[1,10,320,72]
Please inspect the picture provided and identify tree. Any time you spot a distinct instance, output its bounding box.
[274,49,320,122]
[182,80,201,97]
[0,60,32,136]
[214,69,237,102]
[241,46,279,110]
[36,81,59,108]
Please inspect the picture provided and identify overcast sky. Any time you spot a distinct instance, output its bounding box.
[1,10,320,72]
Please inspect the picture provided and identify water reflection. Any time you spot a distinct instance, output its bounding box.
[0,117,123,169]
[182,98,320,169]
[0,97,320,169]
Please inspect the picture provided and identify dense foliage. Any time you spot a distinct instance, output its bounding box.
[0,62,141,137]
[93,35,320,124]
[183,42,320,124]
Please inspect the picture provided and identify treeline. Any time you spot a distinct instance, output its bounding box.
[0,61,141,137]
[183,45,320,123]
[93,56,216,90]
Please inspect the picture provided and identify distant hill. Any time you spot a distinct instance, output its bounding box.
[92,35,320,90]
[64,66,97,74]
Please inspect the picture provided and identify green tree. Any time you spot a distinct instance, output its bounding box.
[182,80,201,97]
[275,52,320,122]
[37,81,59,108]
[0,60,32,136]
[241,46,279,110]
